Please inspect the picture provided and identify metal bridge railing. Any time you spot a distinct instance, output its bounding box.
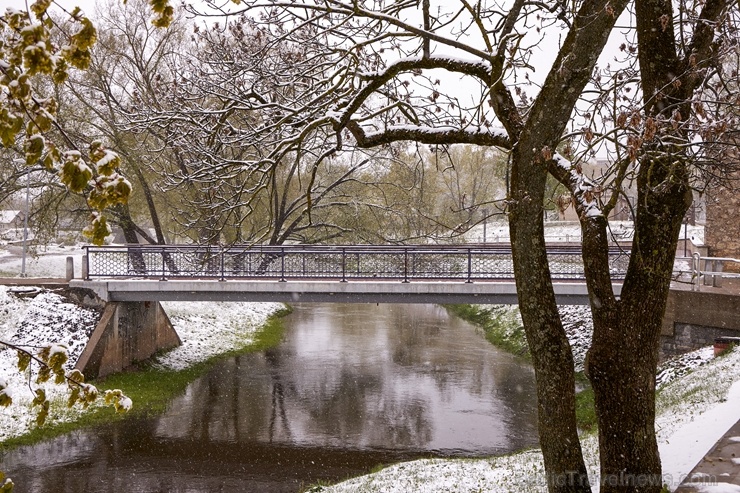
[82,244,630,282]
[689,253,740,291]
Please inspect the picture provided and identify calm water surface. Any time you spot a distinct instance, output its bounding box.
[1,303,538,492]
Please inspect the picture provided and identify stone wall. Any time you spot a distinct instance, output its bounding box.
[661,323,740,359]
[661,289,740,358]
[705,179,740,268]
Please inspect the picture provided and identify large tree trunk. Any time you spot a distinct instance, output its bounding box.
[585,155,692,493]
[113,203,147,274]
[510,146,591,493]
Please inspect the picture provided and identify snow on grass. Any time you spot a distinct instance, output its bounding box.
[0,286,100,440]
[156,300,284,370]
[657,348,740,487]
[559,305,593,372]
[656,346,715,388]
[0,244,85,278]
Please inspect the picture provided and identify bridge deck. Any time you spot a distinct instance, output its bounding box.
[70,279,620,305]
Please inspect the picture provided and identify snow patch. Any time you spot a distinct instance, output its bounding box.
[690,485,740,493]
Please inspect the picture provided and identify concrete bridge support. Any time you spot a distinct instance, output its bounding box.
[75,301,181,379]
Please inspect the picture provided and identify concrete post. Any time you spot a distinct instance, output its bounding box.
[66,256,74,280]
[81,255,88,280]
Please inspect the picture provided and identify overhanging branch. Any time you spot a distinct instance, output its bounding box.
[346,120,512,149]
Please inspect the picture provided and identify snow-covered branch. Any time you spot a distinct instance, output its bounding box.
[345,121,511,149]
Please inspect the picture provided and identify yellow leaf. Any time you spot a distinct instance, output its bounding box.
[36,407,48,426]
[82,214,111,245]
[48,345,69,371]
[36,365,51,384]
[67,387,80,408]
[24,134,45,165]
[37,345,50,362]
[23,43,54,76]
[149,0,174,27]
[30,0,53,18]
[0,474,14,493]
[72,18,97,51]
[17,351,31,373]
[60,153,93,193]
[0,390,12,408]
[31,389,46,407]
[66,369,85,385]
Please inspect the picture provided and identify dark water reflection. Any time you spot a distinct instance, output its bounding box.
[1,303,538,492]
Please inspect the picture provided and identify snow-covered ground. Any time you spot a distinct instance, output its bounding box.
[0,244,85,278]
[2,239,739,493]
[467,220,705,246]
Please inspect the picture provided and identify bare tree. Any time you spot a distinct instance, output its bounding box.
[56,0,198,245]
[120,13,390,245]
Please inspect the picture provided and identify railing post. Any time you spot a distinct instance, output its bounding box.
[692,252,701,291]
[81,249,89,280]
[280,248,286,282]
[161,247,167,281]
[65,256,74,280]
[466,248,473,283]
[703,258,713,287]
[403,248,409,283]
[341,248,347,282]
[219,245,226,281]
[712,259,723,288]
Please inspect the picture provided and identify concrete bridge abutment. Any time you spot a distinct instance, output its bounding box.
[75,301,181,379]
[661,288,740,358]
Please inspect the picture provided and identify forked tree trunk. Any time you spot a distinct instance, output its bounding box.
[585,156,692,493]
[510,147,592,493]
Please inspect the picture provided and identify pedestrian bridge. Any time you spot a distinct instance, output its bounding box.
[71,244,629,305]
[61,244,740,379]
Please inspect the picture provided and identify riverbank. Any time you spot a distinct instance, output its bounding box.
[313,305,738,493]
[0,283,287,450]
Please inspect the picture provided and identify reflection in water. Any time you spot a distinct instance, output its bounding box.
[1,304,538,492]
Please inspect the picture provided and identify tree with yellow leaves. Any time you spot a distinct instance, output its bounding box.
[1,0,173,243]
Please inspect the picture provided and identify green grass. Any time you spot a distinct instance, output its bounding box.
[574,385,597,432]
[447,304,599,431]
[444,304,530,359]
[0,308,290,452]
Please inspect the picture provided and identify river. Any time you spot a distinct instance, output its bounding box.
[1,303,538,492]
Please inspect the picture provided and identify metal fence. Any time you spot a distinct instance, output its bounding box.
[688,253,740,291]
[83,244,630,282]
